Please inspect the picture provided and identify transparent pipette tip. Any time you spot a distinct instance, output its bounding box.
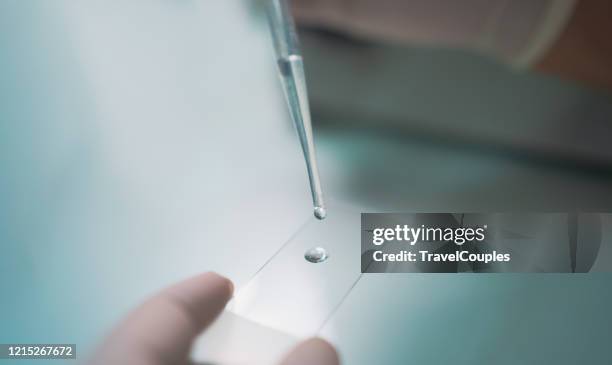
[314,206,327,220]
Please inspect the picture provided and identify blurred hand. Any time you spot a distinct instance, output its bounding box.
[291,0,436,45]
[89,272,339,365]
[291,0,612,91]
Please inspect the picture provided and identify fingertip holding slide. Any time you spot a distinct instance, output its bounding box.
[202,271,235,300]
[280,338,340,365]
[146,272,235,333]
[162,272,234,320]
[89,273,235,365]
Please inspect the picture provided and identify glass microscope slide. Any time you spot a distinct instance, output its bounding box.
[192,206,362,364]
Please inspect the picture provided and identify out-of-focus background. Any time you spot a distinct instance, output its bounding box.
[1,1,611,364]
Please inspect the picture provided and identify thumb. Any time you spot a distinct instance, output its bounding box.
[280,338,340,365]
[90,272,233,365]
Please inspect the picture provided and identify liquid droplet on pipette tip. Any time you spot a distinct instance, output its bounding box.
[305,247,328,263]
[314,206,327,220]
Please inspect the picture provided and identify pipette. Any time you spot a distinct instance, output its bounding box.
[266,0,327,220]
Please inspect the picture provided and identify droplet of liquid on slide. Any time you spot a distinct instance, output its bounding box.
[314,206,327,220]
[304,247,328,263]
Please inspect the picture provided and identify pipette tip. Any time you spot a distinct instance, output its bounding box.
[314,206,327,220]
